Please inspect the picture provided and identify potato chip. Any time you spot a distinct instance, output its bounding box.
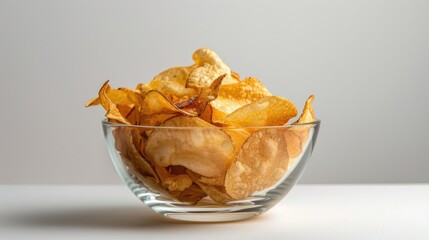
[180,74,225,116]
[192,48,225,66]
[294,95,316,124]
[187,171,232,203]
[198,103,213,123]
[152,66,195,86]
[120,153,160,189]
[210,77,272,122]
[113,128,158,182]
[140,65,199,102]
[186,170,225,186]
[231,71,240,81]
[85,96,100,107]
[139,113,177,127]
[219,96,297,127]
[145,116,235,178]
[225,128,289,199]
[86,81,145,124]
[145,79,198,102]
[153,164,192,192]
[163,174,193,192]
[283,129,303,161]
[175,184,207,204]
[223,128,252,153]
[97,81,132,124]
[140,90,199,121]
[291,95,317,151]
[174,95,198,109]
[186,48,236,88]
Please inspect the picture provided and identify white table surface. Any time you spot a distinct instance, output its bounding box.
[0,185,428,239]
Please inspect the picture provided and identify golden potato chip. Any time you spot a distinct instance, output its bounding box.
[211,107,228,124]
[283,129,303,161]
[231,71,240,81]
[140,66,199,102]
[97,81,132,124]
[210,77,272,123]
[85,96,100,107]
[192,48,225,66]
[291,95,317,151]
[139,113,177,127]
[145,79,197,102]
[163,174,193,192]
[186,48,236,88]
[294,95,316,124]
[223,128,252,153]
[136,83,151,95]
[180,74,225,116]
[186,170,225,186]
[198,103,213,123]
[225,128,289,199]
[219,96,297,127]
[152,66,195,86]
[140,90,196,120]
[114,128,158,180]
[175,184,207,204]
[145,116,235,178]
[186,64,222,88]
[153,164,192,192]
[86,81,145,124]
[120,153,159,187]
[174,95,198,109]
[187,171,232,204]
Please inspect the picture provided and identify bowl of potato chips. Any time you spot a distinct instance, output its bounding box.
[87,48,320,222]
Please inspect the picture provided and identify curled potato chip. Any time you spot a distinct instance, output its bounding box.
[220,96,297,127]
[198,103,213,123]
[186,48,236,88]
[291,95,317,151]
[231,71,240,81]
[192,48,225,66]
[225,128,289,199]
[98,81,131,124]
[210,77,272,123]
[294,95,316,124]
[86,81,145,124]
[85,96,100,107]
[180,74,225,116]
[140,90,196,120]
[145,116,235,178]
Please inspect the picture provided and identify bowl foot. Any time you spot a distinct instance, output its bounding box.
[163,212,260,222]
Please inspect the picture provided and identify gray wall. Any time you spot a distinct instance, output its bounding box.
[1,0,428,184]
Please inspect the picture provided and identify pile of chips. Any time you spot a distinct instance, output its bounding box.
[86,48,316,204]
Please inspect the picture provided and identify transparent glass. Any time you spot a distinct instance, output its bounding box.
[102,119,320,222]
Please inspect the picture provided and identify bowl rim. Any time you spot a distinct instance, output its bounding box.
[101,118,321,130]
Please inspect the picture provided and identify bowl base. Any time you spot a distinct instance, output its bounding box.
[163,212,260,222]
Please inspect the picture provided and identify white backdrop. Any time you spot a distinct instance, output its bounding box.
[0,0,428,184]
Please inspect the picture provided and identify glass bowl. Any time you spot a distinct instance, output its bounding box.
[102,119,320,222]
